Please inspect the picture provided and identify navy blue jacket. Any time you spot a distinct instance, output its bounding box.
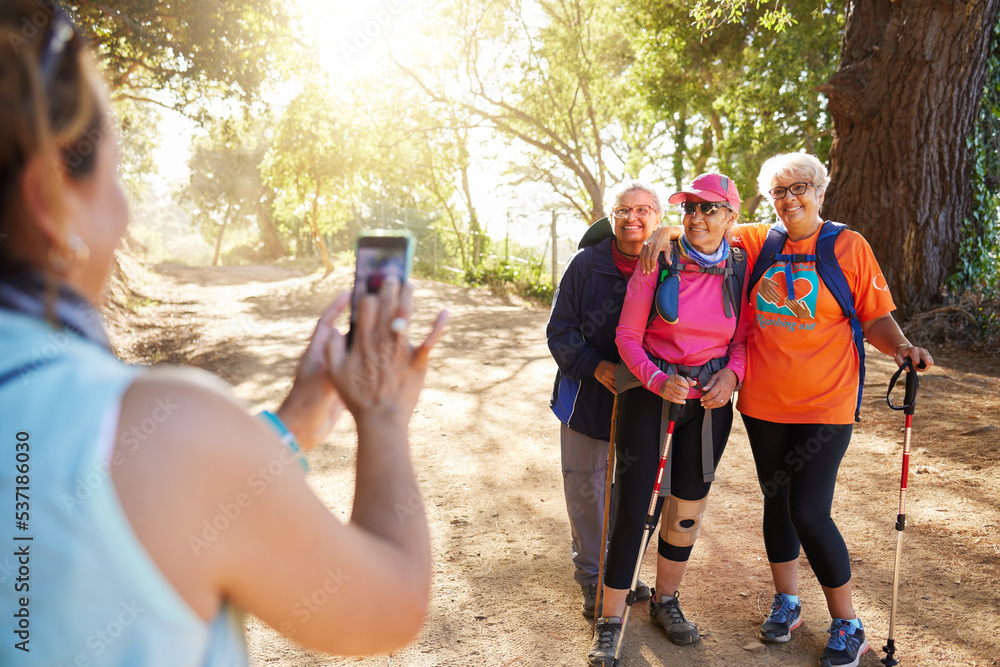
[546,237,629,440]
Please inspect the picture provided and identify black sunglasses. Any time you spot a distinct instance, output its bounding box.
[680,201,732,216]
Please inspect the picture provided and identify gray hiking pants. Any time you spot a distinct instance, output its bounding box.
[561,423,616,587]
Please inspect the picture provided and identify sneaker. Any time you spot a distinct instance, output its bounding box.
[820,618,869,667]
[582,584,599,618]
[588,616,623,666]
[634,579,652,603]
[759,593,802,643]
[581,580,650,619]
[649,590,699,645]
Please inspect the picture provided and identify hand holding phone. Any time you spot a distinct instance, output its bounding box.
[348,230,414,347]
[330,250,449,419]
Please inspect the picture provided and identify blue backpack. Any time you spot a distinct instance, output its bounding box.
[746,220,866,421]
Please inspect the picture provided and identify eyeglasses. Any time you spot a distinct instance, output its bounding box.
[768,182,814,200]
[39,6,76,90]
[680,201,732,216]
[612,205,657,219]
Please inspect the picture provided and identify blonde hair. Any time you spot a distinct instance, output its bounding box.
[0,1,103,254]
[757,153,831,199]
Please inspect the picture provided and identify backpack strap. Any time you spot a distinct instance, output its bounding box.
[650,241,747,325]
[745,221,865,421]
[726,246,747,322]
[815,220,865,422]
[647,241,682,327]
[746,223,789,298]
[617,355,730,496]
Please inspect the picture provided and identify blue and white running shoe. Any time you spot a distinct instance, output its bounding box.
[820,617,869,667]
[759,593,802,643]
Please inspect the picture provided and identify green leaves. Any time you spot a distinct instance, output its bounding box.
[950,18,1000,296]
[71,0,304,117]
[689,0,797,33]
[263,83,362,237]
[624,0,842,211]
[180,113,271,264]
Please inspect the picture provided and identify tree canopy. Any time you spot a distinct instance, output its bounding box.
[107,0,999,316]
[70,0,302,116]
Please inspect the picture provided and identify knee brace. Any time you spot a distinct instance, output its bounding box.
[660,495,709,548]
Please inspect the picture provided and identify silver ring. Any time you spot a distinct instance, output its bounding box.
[390,317,408,334]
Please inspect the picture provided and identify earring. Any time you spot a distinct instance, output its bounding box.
[47,234,90,276]
[67,234,90,268]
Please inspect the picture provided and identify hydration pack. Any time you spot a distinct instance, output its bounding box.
[651,239,747,326]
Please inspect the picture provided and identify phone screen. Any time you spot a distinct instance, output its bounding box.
[348,231,414,345]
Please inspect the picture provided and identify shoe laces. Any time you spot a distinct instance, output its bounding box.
[826,619,860,652]
[593,621,620,651]
[767,594,795,622]
[658,596,688,625]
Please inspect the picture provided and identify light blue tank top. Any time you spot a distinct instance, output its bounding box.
[0,311,249,666]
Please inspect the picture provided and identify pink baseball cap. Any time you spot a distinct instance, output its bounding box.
[668,173,741,210]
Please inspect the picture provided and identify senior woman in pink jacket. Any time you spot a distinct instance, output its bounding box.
[588,173,751,666]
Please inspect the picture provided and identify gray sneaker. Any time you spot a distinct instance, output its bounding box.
[588,616,623,666]
[634,579,652,603]
[649,590,699,645]
[582,580,650,619]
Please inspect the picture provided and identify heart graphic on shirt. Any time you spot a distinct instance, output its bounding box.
[760,270,813,309]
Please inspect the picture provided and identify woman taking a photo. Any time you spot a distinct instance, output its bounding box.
[0,3,446,664]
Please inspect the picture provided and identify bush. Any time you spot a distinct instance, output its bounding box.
[950,19,1000,298]
[465,260,554,304]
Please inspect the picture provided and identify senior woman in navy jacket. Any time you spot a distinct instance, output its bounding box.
[547,180,662,616]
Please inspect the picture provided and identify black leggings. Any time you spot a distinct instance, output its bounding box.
[603,387,731,590]
[741,414,854,589]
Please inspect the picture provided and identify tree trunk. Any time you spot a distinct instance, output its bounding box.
[744,193,764,221]
[310,182,335,275]
[255,198,285,260]
[673,105,688,191]
[459,162,483,267]
[212,212,229,267]
[819,0,1000,319]
[551,210,558,288]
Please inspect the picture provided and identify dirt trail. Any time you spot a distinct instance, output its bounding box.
[116,263,1000,667]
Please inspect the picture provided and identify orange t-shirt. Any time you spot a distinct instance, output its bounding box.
[731,222,895,424]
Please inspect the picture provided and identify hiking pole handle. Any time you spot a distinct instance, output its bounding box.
[665,368,688,422]
[886,359,922,415]
[667,398,683,422]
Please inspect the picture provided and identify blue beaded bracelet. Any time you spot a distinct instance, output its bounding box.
[258,410,309,472]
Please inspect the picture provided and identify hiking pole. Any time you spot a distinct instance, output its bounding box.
[594,393,620,632]
[882,359,923,667]
[612,397,685,666]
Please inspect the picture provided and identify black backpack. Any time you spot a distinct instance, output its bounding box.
[576,218,747,330]
[650,239,747,326]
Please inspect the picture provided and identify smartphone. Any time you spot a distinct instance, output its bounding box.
[347,230,415,346]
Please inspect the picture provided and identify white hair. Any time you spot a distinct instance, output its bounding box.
[605,179,663,219]
[757,153,832,199]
